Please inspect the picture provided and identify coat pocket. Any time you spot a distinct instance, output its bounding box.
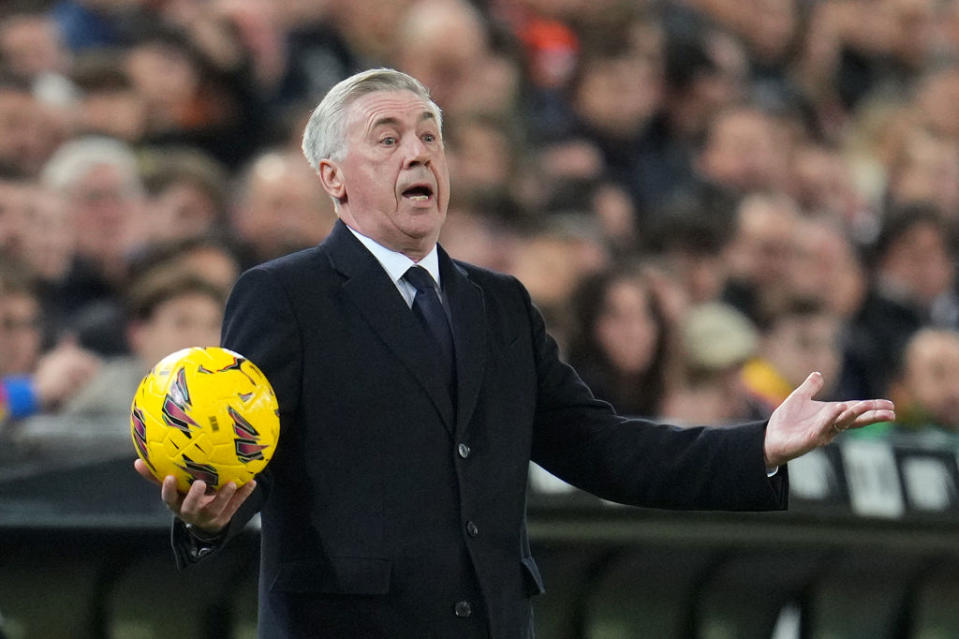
[521,555,546,597]
[270,556,392,595]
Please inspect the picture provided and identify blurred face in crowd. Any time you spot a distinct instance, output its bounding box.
[395,0,486,113]
[125,41,199,128]
[898,329,959,428]
[727,193,800,288]
[698,107,789,193]
[0,14,69,77]
[129,291,223,367]
[594,276,660,375]
[0,88,62,177]
[763,311,842,391]
[149,181,220,243]
[0,289,42,376]
[574,54,662,138]
[791,219,866,320]
[69,163,144,269]
[318,90,450,260]
[21,187,75,282]
[888,129,959,220]
[79,87,147,142]
[236,152,335,262]
[879,219,954,306]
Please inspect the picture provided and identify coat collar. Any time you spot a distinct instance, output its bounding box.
[324,221,487,437]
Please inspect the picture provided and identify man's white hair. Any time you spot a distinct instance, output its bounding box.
[41,135,143,196]
[301,68,443,170]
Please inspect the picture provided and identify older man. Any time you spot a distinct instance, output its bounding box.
[137,68,894,639]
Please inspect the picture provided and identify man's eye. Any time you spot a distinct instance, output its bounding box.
[423,133,436,143]
[381,137,396,146]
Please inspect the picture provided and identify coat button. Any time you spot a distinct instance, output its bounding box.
[466,520,479,537]
[457,443,471,459]
[454,600,472,618]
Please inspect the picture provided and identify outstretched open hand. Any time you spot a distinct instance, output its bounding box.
[764,372,896,468]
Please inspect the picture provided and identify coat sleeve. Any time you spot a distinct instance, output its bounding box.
[173,265,304,567]
[522,280,788,511]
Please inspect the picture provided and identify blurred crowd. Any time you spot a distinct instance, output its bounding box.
[2,0,959,450]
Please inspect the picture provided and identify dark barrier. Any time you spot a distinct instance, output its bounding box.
[2,421,959,638]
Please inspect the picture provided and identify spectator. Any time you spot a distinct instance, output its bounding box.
[742,297,844,417]
[0,260,99,429]
[140,147,230,244]
[231,149,336,267]
[881,328,959,441]
[507,214,610,345]
[846,204,958,397]
[60,268,226,420]
[566,266,672,417]
[0,74,66,177]
[722,190,802,324]
[69,52,147,142]
[662,301,760,424]
[41,135,145,354]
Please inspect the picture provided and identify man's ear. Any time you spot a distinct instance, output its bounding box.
[318,159,345,201]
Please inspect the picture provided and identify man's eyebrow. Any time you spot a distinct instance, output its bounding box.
[370,111,437,130]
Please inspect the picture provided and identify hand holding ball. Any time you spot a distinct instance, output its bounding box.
[130,347,280,494]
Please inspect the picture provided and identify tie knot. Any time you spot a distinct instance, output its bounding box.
[404,265,437,294]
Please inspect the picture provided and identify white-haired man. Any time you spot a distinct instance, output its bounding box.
[137,68,894,639]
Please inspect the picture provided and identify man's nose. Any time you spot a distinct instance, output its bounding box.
[403,136,430,167]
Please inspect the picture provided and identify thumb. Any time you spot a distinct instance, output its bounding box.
[792,371,824,400]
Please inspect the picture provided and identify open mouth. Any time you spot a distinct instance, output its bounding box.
[402,184,434,201]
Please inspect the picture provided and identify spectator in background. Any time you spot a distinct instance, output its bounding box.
[884,124,959,223]
[394,0,512,120]
[790,216,868,323]
[663,301,760,424]
[69,52,147,142]
[692,103,793,203]
[722,191,802,324]
[847,204,959,397]
[0,75,66,177]
[41,135,145,354]
[875,328,959,443]
[231,149,336,267]
[742,297,844,417]
[60,269,226,420]
[126,235,241,299]
[646,195,734,305]
[0,260,99,430]
[566,266,672,417]
[507,215,610,346]
[140,147,230,245]
[0,7,71,81]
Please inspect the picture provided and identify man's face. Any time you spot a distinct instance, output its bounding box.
[321,90,450,259]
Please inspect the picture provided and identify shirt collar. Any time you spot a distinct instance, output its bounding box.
[346,224,441,288]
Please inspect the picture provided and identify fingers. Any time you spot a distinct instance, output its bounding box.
[179,479,257,531]
[833,399,896,432]
[161,475,182,512]
[792,371,825,401]
[133,458,161,485]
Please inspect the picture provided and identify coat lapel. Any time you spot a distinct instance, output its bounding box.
[325,222,455,431]
[439,248,487,438]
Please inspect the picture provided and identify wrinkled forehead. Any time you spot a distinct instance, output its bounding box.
[345,89,441,135]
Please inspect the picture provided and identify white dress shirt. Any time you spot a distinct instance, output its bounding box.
[346,225,442,308]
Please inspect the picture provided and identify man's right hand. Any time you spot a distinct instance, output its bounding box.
[133,458,257,535]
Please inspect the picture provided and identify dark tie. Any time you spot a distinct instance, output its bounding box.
[404,265,455,388]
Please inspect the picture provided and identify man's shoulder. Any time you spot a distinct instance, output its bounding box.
[242,245,333,284]
[451,259,519,291]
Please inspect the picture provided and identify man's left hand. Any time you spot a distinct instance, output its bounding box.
[764,372,896,468]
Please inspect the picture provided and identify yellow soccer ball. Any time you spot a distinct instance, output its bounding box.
[131,346,280,493]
